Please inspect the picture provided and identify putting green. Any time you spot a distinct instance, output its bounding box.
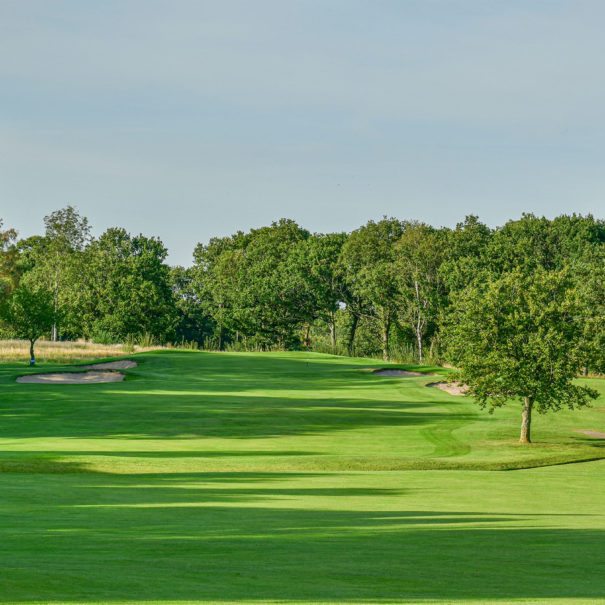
[0,350,603,603]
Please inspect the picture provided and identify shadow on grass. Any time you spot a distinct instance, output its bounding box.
[0,471,603,602]
[0,350,461,442]
[0,390,472,440]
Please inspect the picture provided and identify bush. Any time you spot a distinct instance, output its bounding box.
[90,329,117,345]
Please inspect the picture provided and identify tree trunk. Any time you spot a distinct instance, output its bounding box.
[414,280,423,362]
[52,264,59,342]
[218,323,223,351]
[29,339,35,364]
[347,314,358,357]
[382,323,389,362]
[520,396,533,443]
[329,311,336,348]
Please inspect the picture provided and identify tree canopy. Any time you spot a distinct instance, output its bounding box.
[444,268,599,442]
[1,207,604,442]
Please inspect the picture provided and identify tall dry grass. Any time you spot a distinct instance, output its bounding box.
[0,339,165,363]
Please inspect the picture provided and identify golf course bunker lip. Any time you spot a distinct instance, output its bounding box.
[574,430,605,439]
[373,369,437,377]
[16,359,138,384]
[427,381,469,396]
[79,360,138,370]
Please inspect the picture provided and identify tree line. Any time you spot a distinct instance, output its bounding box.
[0,208,603,362]
[1,207,604,442]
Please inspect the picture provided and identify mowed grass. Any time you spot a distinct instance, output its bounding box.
[2,350,604,473]
[0,350,604,603]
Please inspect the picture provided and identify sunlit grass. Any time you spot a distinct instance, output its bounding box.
[1,350,604,603]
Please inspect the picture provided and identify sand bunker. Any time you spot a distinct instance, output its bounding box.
[16,359,137,384]
[373,369,436,377]
[17,371,125,384]
[574,430,605,439]
[427,381,469,396]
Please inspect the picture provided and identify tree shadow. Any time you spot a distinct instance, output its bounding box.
[1,471,603,602]
[0,370,473,439]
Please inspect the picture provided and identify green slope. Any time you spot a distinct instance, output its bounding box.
[1,350,604,604]
[1,350,604,472]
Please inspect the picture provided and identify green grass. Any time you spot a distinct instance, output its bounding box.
[1,350,604,603]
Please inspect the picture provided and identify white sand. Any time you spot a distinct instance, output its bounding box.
[17,371,126,384]
[574,429,605,439]
[427,381,469,396]
[16,359,137,384]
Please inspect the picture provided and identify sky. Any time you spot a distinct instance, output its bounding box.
[1,0,605,266]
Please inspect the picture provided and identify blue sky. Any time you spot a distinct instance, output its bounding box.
[1,0,604,265]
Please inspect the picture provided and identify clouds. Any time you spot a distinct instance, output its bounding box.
[1,1,604,265]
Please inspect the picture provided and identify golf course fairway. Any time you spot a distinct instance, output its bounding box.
[1,350,604,603]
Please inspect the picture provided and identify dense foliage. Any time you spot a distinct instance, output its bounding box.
[445,268,600,442]
[1,207,604,438]
[1,208,603,359]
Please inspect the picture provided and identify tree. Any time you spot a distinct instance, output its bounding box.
[0,219,19,303]
[440,215,492,294]
[82,228,177,342]
[192,232,248,349]
[170,265,214,346]
[290,232,347,347]
[341,218,404,360]
[444,268,598,443]
[574,246,605,374]
[486,213,605,275]
[193,219,312,349]
[394,223,446,362]
[44,206,90,340]
[18,206,91,340]
[1,284,55,363]
[237,219,312,348]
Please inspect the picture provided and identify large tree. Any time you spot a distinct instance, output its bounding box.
[341,218,404,360]
[236,219,312,348]
[18,206,91,340]
[445,268,598,443]
[192,232,248,349]
[82,228,177,342]
[170,265,215,346]
[394,223,447,362]
[193,220,312,349]
[290,232,347,347]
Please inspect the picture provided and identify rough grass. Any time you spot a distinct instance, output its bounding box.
[0,338,164,363]
[1,350,604,603]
